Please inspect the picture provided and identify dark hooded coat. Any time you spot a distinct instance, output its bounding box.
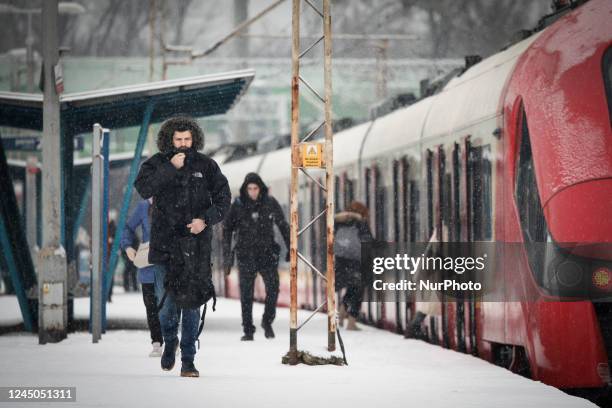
[135,148,231,308]
[222,173,290,268]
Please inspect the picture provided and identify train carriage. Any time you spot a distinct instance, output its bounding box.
[216,0,612,395]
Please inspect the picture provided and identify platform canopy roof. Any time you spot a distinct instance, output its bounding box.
[0,69,255,134]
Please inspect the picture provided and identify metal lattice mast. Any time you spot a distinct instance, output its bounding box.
[288,0,335,364]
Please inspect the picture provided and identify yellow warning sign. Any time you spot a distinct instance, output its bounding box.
[302,143,323,168]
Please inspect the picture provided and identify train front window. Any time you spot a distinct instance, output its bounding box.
[515,110,550,284]
[515,112,548,244]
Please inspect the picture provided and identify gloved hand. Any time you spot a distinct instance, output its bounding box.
[285,252,291,263]
[224,264,232,276]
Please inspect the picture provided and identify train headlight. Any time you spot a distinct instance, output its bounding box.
[555,260,582,287]
[592,267,612,291]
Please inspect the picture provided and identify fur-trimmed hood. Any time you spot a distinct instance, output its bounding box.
[156,116,205,154]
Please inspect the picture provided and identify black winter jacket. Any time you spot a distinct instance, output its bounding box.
[134,150,231,308]
[222,173,290,266]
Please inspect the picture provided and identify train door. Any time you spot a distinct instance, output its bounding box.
[361,163,390,327]
[363,168,371,322]
[422,147,444,345]
[372,164,387,327]
[393,156,414,334]
[439,146,454,349]
[404,157,420,335]
[467,137,493,354]
[379,161,397,331]
[423,144,465,349]
[392,159,404,334]
[453,140,469,353]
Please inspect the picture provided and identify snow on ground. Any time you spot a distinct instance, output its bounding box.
[0,288,151,328]
[0,294,22,326]
[0,293,596,408]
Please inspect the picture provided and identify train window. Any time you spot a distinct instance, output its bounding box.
[400,158,409,243]
[468,144,492,241]
[434,150,442,240]
[393,160,401,242]
[343,174,354,208]
[334,175,341,212]
[298,202,305,253]
[451,144,461,241]
[374,166,387,241]
[515,112,549,275]
[398,157,419,242]
[365,167,377,236]
[409,180,419,242]
[603,47,612,123]
[309,181,316,252]
[318,178,327,270]
[426,150,434,238]
[365,168,372,211]
[439,147,452,242]
[515,113,548,243]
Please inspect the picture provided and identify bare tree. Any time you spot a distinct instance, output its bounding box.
[331,0,550,58]
[0,0,551,60]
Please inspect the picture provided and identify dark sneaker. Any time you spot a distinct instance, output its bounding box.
[180,360,199,378]
[161,339,179,371]
[262,324,275,339]
[241,333,254,341]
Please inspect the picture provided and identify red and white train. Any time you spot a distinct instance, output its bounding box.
[215,0,612,396]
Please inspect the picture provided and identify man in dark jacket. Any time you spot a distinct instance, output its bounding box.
[135,116,231,378]
[223,173,290,341]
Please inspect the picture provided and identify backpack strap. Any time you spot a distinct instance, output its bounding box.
[157,284,217,350]
[196,287,216,350]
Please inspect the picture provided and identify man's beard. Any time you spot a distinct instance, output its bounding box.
[172,146,196,158]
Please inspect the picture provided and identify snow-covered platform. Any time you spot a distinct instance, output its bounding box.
[0,293,596,408]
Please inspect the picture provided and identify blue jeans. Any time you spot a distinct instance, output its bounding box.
[153,265,201,362]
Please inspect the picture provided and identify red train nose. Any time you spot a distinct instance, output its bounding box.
[543,178,612,260]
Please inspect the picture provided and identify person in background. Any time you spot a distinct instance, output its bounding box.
[334,201,373,330]
[121,198,163,357]
[223,173,290,341]
[107,213,117,303]
[121,238,139,292]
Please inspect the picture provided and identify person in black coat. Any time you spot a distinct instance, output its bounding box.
[134,116,231,378]
[223,173,290,341]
